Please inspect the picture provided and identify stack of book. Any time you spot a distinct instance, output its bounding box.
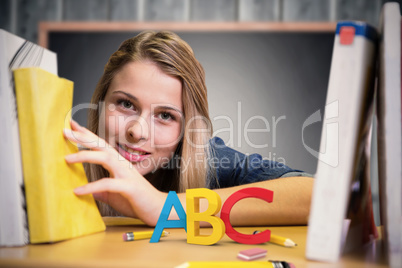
[306,2,402,267]
[0,29,105,247]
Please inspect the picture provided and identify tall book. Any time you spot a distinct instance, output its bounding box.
[14,67,105,243]
[0,29,57,247]
[305,21,378,262]
[377,3,402,267]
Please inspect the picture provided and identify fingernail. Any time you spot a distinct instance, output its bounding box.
[65,154,74,162]
[71,119,80,127]
[74,186,84,195]
[64,129,74,138]
[63,128,71,134]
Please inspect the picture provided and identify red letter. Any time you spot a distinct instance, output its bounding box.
[220,187,273,244]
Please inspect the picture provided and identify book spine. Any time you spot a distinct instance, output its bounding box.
[377,3,402,267]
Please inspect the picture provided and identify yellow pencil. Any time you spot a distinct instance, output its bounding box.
[123,231,169,241]
[269,234,297,247]
[253,231,297,247]
[175,261,295,268]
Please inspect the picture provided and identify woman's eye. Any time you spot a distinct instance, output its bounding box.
[118,99,134,109]
[122,101,132,109]
[159,112,173,121]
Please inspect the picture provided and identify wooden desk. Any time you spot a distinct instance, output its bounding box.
[0,217,387,268]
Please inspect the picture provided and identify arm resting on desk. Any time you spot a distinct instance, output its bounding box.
[74,175,313,227]
[65,120,313,227]
[178,176,313,227]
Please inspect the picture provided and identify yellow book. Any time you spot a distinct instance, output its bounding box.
[14,67,105,244]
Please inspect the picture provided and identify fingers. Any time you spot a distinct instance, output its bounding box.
[70,119,83,131]
[74,179,137,217]
[64,122,109,151]
[65,150,131,177]
[64,128,98,149]
[65,121,138,179]
[74,178,133,199]
[66,150,112,169]
[74,178,115,195]
[92,192,107,203]
[65,120,128,175]
[70,120,99,140]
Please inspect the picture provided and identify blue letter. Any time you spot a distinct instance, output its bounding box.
[150,191,187,243]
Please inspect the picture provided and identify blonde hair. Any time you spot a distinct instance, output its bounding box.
[87,31,214,215]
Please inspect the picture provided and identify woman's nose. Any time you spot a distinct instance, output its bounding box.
[126,116,149,143]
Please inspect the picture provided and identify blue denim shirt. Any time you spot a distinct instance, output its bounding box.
[207,137,309,189]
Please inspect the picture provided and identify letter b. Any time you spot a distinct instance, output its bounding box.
[186,188,225,245]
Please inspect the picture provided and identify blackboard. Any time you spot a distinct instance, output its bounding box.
[46,25,334,174]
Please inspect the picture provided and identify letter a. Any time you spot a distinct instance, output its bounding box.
[150,191,187,243]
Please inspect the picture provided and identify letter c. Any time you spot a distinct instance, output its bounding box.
[220,187,274,244]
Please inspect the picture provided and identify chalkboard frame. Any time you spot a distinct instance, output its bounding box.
[38,21,336,48]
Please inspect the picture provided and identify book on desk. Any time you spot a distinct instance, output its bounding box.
[14,67,106,244]
[0,29,105,246]
[0,29,58,247]
[306,2,402,267]
[377,2,402,267]
[306,18,378,262]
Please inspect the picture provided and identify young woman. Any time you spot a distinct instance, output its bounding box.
[64,31,314,227]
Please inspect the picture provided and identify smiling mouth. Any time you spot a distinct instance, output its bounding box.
[117,143,150,156]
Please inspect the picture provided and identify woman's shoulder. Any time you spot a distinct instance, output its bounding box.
[208,136,246,160]
[206,136,312,189]
[209,136,226,146]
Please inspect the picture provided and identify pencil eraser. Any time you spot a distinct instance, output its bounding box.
[123,232,134,241]
[123,233,128,241]
[237,248,267,261]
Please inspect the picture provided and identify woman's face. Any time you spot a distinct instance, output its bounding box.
[101,61,184,176]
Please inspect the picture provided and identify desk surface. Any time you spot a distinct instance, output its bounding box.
[0,217,387,268]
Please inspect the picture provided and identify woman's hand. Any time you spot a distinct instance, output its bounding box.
[63,120,167,226]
